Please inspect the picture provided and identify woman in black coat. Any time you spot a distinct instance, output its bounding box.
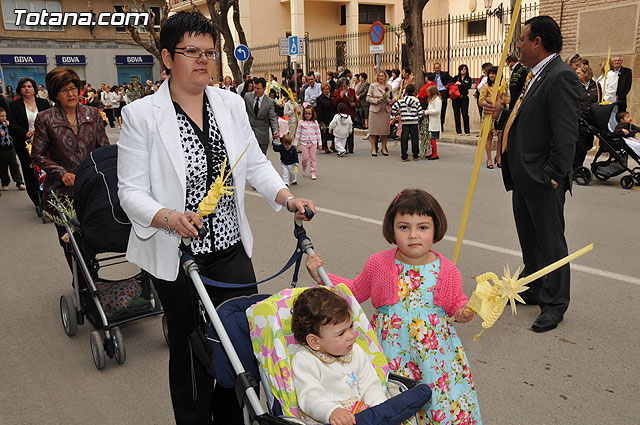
[8,77,51,211]
[450,64,472,135]
[574,64,600,169]
[315,82,337,153]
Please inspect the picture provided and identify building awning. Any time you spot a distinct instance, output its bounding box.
[55,55,86,65]
[115,55,154,66]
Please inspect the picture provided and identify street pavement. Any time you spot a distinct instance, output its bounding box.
[1,125,638,424]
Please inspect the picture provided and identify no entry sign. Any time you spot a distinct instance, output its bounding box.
[369,21,385,45]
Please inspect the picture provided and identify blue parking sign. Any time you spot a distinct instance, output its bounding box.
[288,36,299,56]
[234,45,250,62]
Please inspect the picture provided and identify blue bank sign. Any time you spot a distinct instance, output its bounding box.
[55,55,86,65]
[115,55,154,65]
[0,55,47,66]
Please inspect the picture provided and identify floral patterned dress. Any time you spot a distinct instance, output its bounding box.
[371,258,482,425]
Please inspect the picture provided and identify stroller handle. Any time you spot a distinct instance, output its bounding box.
[48,181,67,194]
[294,207,333,287]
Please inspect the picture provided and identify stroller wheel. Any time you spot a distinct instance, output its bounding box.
[111,327,126,365]
[90,331,106,370]
[162,314,170,346]
[574,166,592,186]
[633,168,640,185]
[60,294,78,336]
[620,175,634,189]
[35,205,43,218]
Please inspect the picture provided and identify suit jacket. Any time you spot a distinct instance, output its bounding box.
[8,97,51,156]
[244,92,278,145]
[0,94,9,114]
[366,83,392,114]
[117,79,286,281]
[497,55,580,196]
[616,66,632,100]
[434,71,452,97]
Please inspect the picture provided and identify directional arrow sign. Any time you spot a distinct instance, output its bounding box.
[234,44,250,62]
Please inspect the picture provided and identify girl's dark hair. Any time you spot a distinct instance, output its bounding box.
[160,11,216,61]
[291,287,352,345]
[302,105,317,121]
[17,77,37,96]
[382,189,448,244]
[487,66,499,87]
[337,103,346,113]
[45,67,81,102]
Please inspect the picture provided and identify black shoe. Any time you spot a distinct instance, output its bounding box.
[531,312,563,333]
[291,182,297,185]
[427,155,439,160]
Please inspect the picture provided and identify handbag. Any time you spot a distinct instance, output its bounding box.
[446,82,460,101]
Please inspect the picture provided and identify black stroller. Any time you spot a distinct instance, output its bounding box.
[50,145,163,370]
[574,102,640,188]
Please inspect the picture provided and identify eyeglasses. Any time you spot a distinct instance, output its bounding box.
[59,87,79,95]
[171,46,219,61]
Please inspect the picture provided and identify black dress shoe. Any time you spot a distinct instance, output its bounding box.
[531,312,562,333]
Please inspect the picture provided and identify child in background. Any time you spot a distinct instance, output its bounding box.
[291,287,388,425]
[98,105,108,127]
[328,103,353,157]
[392,84,422,161]
[272,134,299,186]
[294,105,322,180]
[424,86,442,160]
[283,92,301,151]
[306,189,481,425]
[0,107,26,192]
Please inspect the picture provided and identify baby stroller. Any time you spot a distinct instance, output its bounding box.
[50,145,163,370]
[574,102,640,188]
[181,210,431,425]
[24,136,48,223]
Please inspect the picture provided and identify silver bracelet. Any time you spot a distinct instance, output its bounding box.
[284,196,295,212]
[163,209,176,235]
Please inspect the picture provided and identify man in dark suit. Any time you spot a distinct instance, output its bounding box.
[507,54,528,110]
[612,55,632,112]
[433,62,451,130]
[244,77,279,154]
[485,16,580,333]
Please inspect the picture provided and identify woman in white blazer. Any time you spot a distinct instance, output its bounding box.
[117,12,315,425]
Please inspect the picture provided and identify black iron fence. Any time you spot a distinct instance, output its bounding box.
[249,4,538,80]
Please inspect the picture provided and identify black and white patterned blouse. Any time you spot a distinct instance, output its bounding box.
[175,98,240,255]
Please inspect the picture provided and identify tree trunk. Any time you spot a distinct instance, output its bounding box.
[207,0,248,82]
[231,0,253,74]
[402,0,429,92]
[124,0,171,71]
[510,0,521,56]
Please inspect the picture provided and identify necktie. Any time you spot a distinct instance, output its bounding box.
[254,97,260,116]
[502,70,534,153]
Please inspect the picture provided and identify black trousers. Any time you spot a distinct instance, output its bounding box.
[151,242,257,425]
[14,147,39,206]
[452,96,470,134]
[259,143,268,154]
[573,131,593,169]
[346,132,354,153]
[400,123,419,159]
[0,146,23,186]
[104,108,115,128]
[438,91,448,129]
[512,180,570,318]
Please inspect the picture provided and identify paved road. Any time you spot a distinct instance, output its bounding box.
[1,127,638,424]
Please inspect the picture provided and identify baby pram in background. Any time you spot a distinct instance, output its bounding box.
[181,209,431,425]
[50,145,163,370]
[574,102,640,188]
[24,136,48,223]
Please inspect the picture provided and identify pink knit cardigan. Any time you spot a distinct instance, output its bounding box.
[327,248,468,317]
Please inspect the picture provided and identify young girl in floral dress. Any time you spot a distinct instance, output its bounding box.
[306,188,482,424]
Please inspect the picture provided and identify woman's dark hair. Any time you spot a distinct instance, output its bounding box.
[382,188,448,244]
[385,69,392,78]
[487,66,499,87]
[111,85,119,92]
[524,15,562,54]
[457,64,469,78]
[160,11,216,60]
[425,72,435,82]
[402,66,411,75]
[45,68,81,102]
[291,287,352,345]
[360,72,368,81]
[17,77,37,96]
[392,68,401,78]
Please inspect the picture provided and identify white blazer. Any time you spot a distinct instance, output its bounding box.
[117,79,286,281]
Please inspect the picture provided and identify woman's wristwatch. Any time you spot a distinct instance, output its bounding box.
[285,196,296,212]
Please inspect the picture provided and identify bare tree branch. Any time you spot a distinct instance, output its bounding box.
[402,0,429,91]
